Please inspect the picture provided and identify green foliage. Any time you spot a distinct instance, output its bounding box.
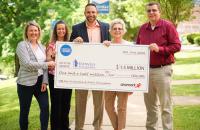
[0,0,80,56]
[187,33,200,44]
[0,56,15,77]
[0,0,80,76]
[173,50,200,80]
[174,105,200,130]
[194,36,200,46]
[0,1,41,56]
[151,0,194,26]
[108,0,147,40]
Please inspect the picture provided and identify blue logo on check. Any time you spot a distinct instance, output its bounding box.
[60,45,72,56]
[72,59,96,69]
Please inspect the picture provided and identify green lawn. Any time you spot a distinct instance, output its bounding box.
[0,78,75,130]
[173,50,200,80]
[174,105,200,130]
[172,84,200,130]
[172,50,200,130]
[172,84,200,96]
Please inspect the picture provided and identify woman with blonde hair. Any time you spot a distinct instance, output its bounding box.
[16,21,55,130]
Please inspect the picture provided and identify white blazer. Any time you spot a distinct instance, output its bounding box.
[16,40,48,86]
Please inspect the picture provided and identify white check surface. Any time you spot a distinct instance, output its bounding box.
[55,42,149,92]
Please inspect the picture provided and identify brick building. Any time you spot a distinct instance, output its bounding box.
[177,1,200,35]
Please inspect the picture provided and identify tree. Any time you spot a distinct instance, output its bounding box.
[0,0,80,56]
[0,0,41,76]
[98,0,147,40]
[0,0,80,76]
[150,0,194,27]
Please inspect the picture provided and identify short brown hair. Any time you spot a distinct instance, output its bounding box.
[146,2,161,11]
[85,3,97,11]
[85,3,96,8]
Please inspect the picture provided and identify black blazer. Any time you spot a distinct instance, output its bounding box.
[70,20,110,42]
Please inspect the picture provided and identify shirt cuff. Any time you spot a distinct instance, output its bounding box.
[158,46,165,55]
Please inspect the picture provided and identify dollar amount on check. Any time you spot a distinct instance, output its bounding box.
[54,42,150,92]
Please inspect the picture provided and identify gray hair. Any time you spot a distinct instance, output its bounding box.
[24,21,41,41]
[109,19,127,33]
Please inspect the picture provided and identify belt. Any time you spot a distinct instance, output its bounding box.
[150,63,171,68]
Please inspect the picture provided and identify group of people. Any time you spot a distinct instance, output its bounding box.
[16,2,181,130]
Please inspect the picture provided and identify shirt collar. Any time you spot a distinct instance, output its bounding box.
[86,20,100,29]
[145,19,162,30]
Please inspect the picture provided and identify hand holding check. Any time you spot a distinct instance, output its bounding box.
[73,36,84,43]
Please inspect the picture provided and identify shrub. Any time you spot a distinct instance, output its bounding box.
[187,33,200,44]
[194,36,200,46]
[0,56,15,77]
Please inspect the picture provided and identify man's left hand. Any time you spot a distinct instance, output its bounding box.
[149,43,159,52]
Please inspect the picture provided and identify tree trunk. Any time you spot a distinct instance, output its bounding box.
[14,53,20,77]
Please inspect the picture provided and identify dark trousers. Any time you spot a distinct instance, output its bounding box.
[49,74,72,130]
[17,75,49,130]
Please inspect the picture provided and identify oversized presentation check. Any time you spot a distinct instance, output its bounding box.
[55,42,150,92]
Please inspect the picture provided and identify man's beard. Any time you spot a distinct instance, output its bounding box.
[86,16,96,23]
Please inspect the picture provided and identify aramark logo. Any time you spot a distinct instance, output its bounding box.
[73,59,96,69]
[120,83,142,88]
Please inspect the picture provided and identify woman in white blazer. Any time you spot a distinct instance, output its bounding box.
[16,21,55,130]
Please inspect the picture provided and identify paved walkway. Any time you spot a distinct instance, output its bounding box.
[181,44,200,51]
[172,79,200,85]
[173,96,200,105]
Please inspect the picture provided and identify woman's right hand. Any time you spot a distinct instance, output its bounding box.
[51,50,56,59]
[47,61,55,68]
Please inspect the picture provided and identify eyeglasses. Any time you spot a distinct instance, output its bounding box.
[112,28,123,31]
[147,9,158,13]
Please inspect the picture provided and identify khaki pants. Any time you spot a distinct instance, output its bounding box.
[144,65,173,130]
[105,91,129,130]
[75,90,104,130]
